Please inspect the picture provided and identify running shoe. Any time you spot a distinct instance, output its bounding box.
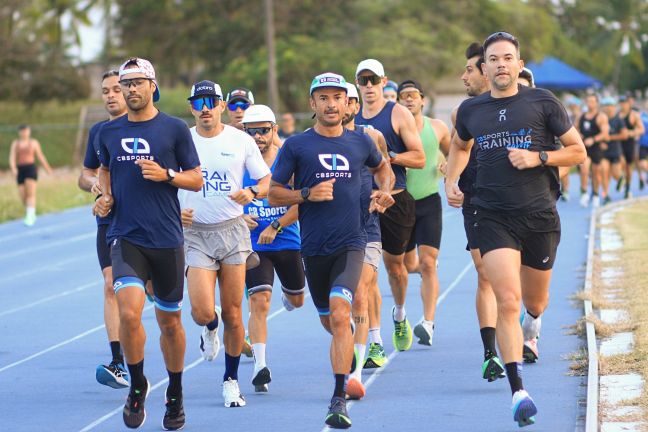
[602,196,612,206]
[199,307,222,361]
[523,338,539,363]
[392,307,413,351]
[123,379,150,429]
[23,214,36,227]
[281,292,295,311]
[363,343,387,369]
[252,366,272,393]
[413,321,434,346]
[346,377,365,400]
[482,355,506,382]
[560,191,570,202]
[521,312,541,341]
[579,192,589,208]
[640,176,645,190]
[162,392,185,431]
[96,361,130,389]
[223,378,246,407]
[625,189,633,200]
[591,195,600,208]
[241,335,253,358]
[511,389,537,427]
[325,396,352,429]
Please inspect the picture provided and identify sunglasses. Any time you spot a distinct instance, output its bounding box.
[484,31,519,49]
[228,101,250,111]
[119,78,152,89]
[357,75,382,86]
[190,97,219,111]
[245,127,272,136]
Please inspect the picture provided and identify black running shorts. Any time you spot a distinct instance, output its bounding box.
[302,248,364,316]
[96,224,112,270]
[406,192,442,251]
[462,204,479,251]
[475,207,561,270]
[621,141,637,164]
[16,164,37,185]
[640,146,648,160]
[586,143,604,164]
[111,238,185,311]
[379,190,415,255]
[245,250,305,297]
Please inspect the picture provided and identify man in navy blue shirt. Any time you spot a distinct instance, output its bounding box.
[95,57,203,431]
[269,72,394,430]
[78,69,129,390]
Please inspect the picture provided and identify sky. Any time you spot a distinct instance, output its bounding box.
[67,6,104,62]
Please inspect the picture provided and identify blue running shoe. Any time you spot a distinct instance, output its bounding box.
[325,396,351,429]
[512,390,537,427]
[96,361,130,389]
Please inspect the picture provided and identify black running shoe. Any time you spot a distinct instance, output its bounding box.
[252,366,272,393]
[163,393,185,431]
[123,379,149,429]
[325,396,352,429]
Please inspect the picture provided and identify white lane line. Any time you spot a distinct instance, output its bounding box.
[0,305,154,374]
[0,231,94,260]
[0,281,99,318]
[0,218,89,244]
[0,255,88,284]
[322,260,473,432]
[78,293,311,431]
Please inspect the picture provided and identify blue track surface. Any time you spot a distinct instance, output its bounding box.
[1,175,642,431]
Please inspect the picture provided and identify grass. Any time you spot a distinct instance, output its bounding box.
[0,167,94,223]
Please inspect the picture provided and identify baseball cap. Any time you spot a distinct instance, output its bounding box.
[226,87,255,104]
[346,82,359,100]
[619,94,629,103]
[309,72,347,95]
[384,80,398,93]
[119,57,160,102]
[356,59,385,78]
[519,67,535,87]
[601,97,617,106]
[397,80,424,96]
[188,80,223,100]
[242,104,276,124]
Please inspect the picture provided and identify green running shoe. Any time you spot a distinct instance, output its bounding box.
[363,343,387,369]
[325,396,352,429]
[242,335,253,358]
[482,355,506,382]
[392,307,413,351]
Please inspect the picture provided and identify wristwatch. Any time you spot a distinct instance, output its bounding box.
[270,219,283,233]
[539,151,548,166]
[300,187,310,201]
[166,168,176,182]
[388,150,397,159]
[247,185,259,197]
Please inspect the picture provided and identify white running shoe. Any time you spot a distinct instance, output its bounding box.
[223,378,246,407]
[511,389,537,427]
[199,307,221,361]
[413,321,434,346]
[579,193,589,208]
[591,195,600,208]
[281,292,295,312]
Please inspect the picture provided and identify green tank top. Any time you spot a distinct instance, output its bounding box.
[406,117,440,200]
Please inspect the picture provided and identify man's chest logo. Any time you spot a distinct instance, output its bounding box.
[318,154,349,171]
[121,138,151,154]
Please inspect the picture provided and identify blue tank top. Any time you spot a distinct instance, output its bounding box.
[243,159,301,252]
[640,111,648,148]
[356,125,381,243]
[356,101,407,189]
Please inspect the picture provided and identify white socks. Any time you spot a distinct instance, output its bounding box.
[422,319,434,332]
[393,304,406,322]
[26,206,35,218]
[521,311,542,341]
[351,343,365,381]
[368,328,383,345]
[252,343,266,372]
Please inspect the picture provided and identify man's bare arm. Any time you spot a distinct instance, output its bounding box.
[392,104,425,168]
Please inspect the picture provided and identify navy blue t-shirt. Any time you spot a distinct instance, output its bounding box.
[84,119,112,226]
[98,112,200,248]
[272,128,382,256]
[355,126,381,243]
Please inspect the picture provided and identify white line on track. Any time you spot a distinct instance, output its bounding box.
[321,260,474,432]
[0,255,88,284]
[78,294,311,431]
[0,281,99,318]
[0,218,89,244]
[0,231,95,261]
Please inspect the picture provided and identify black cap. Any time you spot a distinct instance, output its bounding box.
[226,87,255,104]
[397,80,424,97]
[188,80,223,100]
[619,94,629,102]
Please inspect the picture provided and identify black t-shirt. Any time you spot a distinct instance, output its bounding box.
[606,115,625,157]
[455,85,571,214]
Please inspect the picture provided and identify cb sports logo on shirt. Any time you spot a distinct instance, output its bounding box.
[317,154,351,179]
[117,138,154,162]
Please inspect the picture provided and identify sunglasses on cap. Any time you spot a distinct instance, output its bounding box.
[244,127,272,136]
[483,31,519,49]
[190,96,219,111]
[357,75,382,86]
[228,101,251,111]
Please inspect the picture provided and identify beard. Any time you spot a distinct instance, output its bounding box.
[342,111,355,126]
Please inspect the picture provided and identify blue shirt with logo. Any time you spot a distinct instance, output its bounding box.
[98,112,200,248]
[243,159,301,252]
[83,120,112,226]
[272,128,382,256]
[640,111,648,148]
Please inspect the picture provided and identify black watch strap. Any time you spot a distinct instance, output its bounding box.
[300,187,310,201]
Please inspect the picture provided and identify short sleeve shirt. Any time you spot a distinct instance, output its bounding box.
[83,119,111,226]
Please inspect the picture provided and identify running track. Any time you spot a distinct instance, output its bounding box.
[3,175,640,431]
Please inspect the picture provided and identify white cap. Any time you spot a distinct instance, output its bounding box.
[355,59,385,78]
[241,104,276,124]
[346,82,359,100]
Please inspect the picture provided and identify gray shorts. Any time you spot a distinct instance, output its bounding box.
[184,216,252,271]
[363,241,382,271]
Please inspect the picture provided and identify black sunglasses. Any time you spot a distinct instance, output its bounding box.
[483,31,519,50]
[245,127,272,136]
[357,75,382,86]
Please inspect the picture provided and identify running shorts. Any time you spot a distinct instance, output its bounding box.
[96,224,112,270]
[406,192,442,251]
[379,190,415,255]
[363,241,382,271]
[245,250,305,297]
[184,217,252,271]
[16,164,37,184]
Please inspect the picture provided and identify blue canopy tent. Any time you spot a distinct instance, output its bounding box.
[526,56,602,90]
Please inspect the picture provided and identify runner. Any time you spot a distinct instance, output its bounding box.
[617,94,645,198]
[398,79,450,347]
[445,32,586,427]
[355,58,425,358]
[77,69,129,389]
[226,87,254,130]
[95,57,203,430]
[342,81,393,400]
[576,94,609,207]
[278,112,297,141]
[600,97,627,205]
[8,124,53,226]
[268,72,394,429]
[383,80,399,102]
[638,100,648,186]
[561,96,583,201]
[179,80,271,407]
[241,104,305,393]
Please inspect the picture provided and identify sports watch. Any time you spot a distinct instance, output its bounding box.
[247,185,259,197]
[539,151,548,166]
[166,168,176,182]
[270,219,283,233]
[300,187,310,201]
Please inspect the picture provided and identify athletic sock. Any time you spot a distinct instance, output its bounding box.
[206,314,219,331]
[393,304,406,322]
[368,328,383,345]
[580,188,587,195]
[351,344,366,380]
[109,341,123,364]
[127,360,145,390]
[505,362,524,395]
[252,343,266,370]
[333,374,347,398]
[422,319,434,331]
[224,352,240,381]
[167,370,182,399]
[479,327,497,359]
[26,206,35,218]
